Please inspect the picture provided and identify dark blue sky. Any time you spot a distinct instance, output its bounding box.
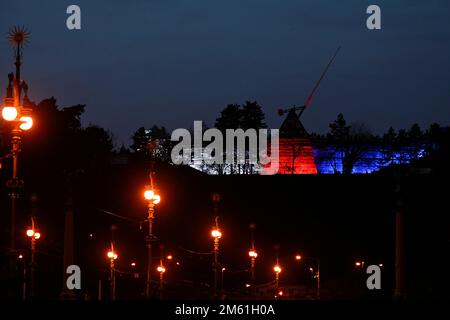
[1,0,449,145]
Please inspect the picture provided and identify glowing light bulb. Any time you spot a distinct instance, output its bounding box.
[2,106,17,121]
[19,116,33,130]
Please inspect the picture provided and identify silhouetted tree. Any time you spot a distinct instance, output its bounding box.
[215,104,241,131]
[378,126,397,168]
[241,101,266,130]
[130,127,151,154]
[18,97,115,175]
[82,125,114,155]
[326,113,373,174]
[424,123,441,155]
[405,123,424,160]
[213,101,267,174]
[130,125,171,162]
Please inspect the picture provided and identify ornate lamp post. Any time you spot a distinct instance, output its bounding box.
[157,263,166,300]
[144,186,161,298]
[107,243,118,300]
[211,222,222,299]
[25,216,40,299]
[295,254,321,300]
[211,193,222,299]
[248,223,257,291]
[273,264,282,292]
[248,250,258,282]
[2,26,34,255]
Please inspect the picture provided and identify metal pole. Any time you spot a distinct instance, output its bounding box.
[22,258,26,300]
[112,262,116,300]
[250,224,256,289]
[221,268,224,292]
[317,259,321,300]
[29,217,36,299]
[159,272,163,300]
[10,130,21,253]
[394,182,406,299]
[213,236,219,298]
[275,273,279,291]
[146,202,154,298]
[275,246,279,292]
[110,258,115,300]
[98,279,102,301]
[159,245,164,300]
[212,215,220,299]
[251,258,255,282]
[211,194,221,299]
[30,237,35,299]
[15,43,22,100]
[159,266,163,300]
[10,40,23,253]
[395,207,405,299]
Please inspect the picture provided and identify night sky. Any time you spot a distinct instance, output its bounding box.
[1,0,449,145]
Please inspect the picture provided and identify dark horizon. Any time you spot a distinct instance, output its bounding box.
[1,0,450,146]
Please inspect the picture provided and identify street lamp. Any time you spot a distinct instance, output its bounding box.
[157,264,166,300]
[107,250,118,260]
[211,225,222,298]
[26,217,40,299]
[273,264,282,290]
[248,250,258,289]
[2,26,34,256]
[211,229,222,239]
[144,185,161,298]
[3,93,34,255]
[107,243,118,300]
[157,266,166,273]
[2,106,18,120]
[295,254,320,300]
[273,265,282,274]
[249,250,258,258]
[248,223,257,294]
[211,193,222,299]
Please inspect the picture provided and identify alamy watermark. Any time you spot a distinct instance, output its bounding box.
[170,121,280,175]
[65,4,382,31]
[66,265,81,290]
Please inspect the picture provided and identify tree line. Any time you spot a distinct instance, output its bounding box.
[2,96,443,176]
[130,102,446,175]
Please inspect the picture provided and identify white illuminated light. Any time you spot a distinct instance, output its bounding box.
[211,229,222,238]
[157,266,166,273]
[19,116,33,130]
[2,106,18,121]
[144,190,155,200]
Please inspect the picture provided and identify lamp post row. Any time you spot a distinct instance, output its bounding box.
[102,187,323,300]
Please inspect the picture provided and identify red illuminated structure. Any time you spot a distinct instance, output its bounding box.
[265,108,317,174]
[263,47,340,175]
[278,108,317,174]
